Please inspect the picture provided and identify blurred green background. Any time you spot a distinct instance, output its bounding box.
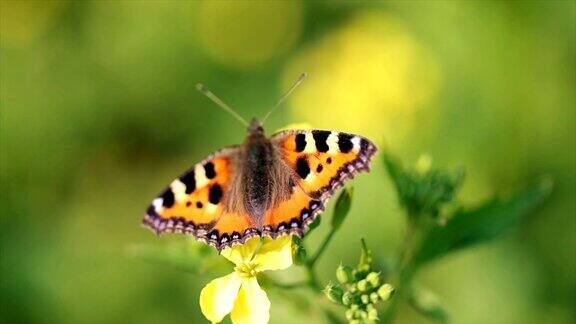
[1,1,574,323]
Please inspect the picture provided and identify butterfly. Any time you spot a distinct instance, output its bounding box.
[142,74,377,251]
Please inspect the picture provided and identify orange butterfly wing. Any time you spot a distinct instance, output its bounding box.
[143,130,377,250]
[262,186,322,237]
[264,130,377,235]
[142,146,259,249]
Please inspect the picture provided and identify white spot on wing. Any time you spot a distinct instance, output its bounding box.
[305,172,317,184]
[153,198,164,213]
[326,132,339,154]
[205,203,218,214]
[170,180,187,203]
[194,164,209,188]
[351,137,361,153]
[304,132,316,153]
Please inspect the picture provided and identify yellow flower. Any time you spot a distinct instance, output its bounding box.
[199,235,293,324]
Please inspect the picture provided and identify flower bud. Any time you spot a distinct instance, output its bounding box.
[350,304,359,312]
[352,268,359,279]
[336,264,354,284]
[349,284,358,293]
[345,309,355,321]
[361,294,370,305]
[323,283,343,304]
[357,264,371,274]
[370,292,380,303]
[366,272,380,288]
[368,307,379,320]
[342,291,354,306]
[366,303,376,312]
[332,187,353,231]
[357,279,368,292]
[358,239,373,269]
[378,283,395,301]
[358,310,368,319]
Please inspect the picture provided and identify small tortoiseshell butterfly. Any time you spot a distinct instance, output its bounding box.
[142,74,377,251]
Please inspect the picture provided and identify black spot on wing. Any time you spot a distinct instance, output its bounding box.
[208,184,223,204]
[196,202,203,208]
[146,205,158,217]
[161,189,175,208]
[204,162,216,179]
[296,157,310,179]
[338,133,354,153]
[316,164,323,173]
[179,170,195,194]
[326,157,332,164]
[312,130,330,152]
[295,133,306,152]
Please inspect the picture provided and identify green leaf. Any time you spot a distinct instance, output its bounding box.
[408,286,449,324]
[291,236,307,265]
[307,213,322,233]
[412,178,553,267]
[332,187,354,231]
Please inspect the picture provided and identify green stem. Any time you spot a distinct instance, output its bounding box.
[270,280,309,290]
[269,225,334,293]
[381,213,423,323]
[309,229,336,267]
[306,263,322,291]
[381,264,415,323]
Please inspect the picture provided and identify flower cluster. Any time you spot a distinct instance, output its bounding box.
[323,239,394,323]
[384,154,464,219]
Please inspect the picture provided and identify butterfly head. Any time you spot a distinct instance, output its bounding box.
[247,118,264,136]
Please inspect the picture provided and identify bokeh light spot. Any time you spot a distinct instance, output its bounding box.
[195,0,303,69]
[283,11,442,147]
[0,0,67,48]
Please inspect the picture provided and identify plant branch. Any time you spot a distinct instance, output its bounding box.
[309,228,336,267]
[306,263,322,291]
[269,280,309,290]
[381,213,424,323]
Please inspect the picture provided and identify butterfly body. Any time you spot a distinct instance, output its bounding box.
[143,119,377,251]
[243,132,273,221]
[232,120,293,227]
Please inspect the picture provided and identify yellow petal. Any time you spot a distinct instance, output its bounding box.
[231,277,270,324]
[253,235,293,272]
[199,272,242,323]
[221,237,261,265]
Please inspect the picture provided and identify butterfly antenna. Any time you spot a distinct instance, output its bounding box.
[196,83,249,127]
[261,72,307,124]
